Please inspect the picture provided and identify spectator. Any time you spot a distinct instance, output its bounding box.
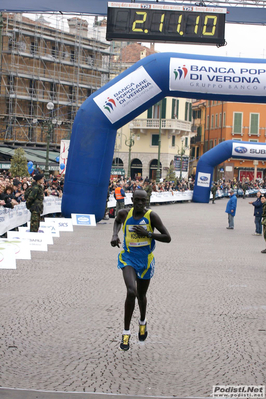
[261,196,266,254]
[225,189,237,230]
[114,182,126,216]
[249,191,263,236]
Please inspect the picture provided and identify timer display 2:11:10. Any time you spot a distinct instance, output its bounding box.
[106,6,226,45]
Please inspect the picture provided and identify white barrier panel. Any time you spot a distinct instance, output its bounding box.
[19,227,53,245]
[0,197,62,236]
[44,217,73,232]
[71,214,96,226]
[39,222,60,238]
[107,191,193,208]
[0,238,31,260]
[7,231,48,252]
[0,245,16,269]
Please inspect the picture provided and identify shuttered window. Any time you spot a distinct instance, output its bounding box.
[250,113,259,135]
[233,112,242,134]
[171,99,179,119]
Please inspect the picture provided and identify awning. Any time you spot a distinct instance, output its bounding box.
[0,145,60,169]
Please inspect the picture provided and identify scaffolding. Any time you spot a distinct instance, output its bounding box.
[0,12,117,147]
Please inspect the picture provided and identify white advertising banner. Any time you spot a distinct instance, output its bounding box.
[44,217,73,232]
[197,172,211,188]
[71,214,96,226]
[93,66,162,124]
[40,222,60,238]
[0,239,31,260]
[18,227,53,245]
[0,197,61,236]
[7,231,48,252]
[107,191,193,208]
[60,139,70,174]
[0,245,16,269]
[232,142,266,159]
[169,58,266,96]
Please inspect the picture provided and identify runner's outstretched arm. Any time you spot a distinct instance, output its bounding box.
[110,209,128,247]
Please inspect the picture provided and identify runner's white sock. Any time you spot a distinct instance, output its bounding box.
[139,319,146,325]
[123,330,131,335]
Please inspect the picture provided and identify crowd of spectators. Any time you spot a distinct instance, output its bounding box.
[1,169,266,211]
[212,177,266,197]
[108,175,195,195]
[0,170,64,209]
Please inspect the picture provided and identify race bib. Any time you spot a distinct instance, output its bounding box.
[126,224,150,247]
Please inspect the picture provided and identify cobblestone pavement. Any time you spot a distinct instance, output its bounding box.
[0,198,266,398]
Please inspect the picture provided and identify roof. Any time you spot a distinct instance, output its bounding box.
[120,43,156,64]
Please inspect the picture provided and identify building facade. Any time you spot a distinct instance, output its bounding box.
[191,100,266,181]
[0,12,113,169]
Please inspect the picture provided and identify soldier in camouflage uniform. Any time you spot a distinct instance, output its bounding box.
[143,181,153,208]
[27,173,44,232]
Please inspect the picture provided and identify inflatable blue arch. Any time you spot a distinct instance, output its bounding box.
[62,52,266,221]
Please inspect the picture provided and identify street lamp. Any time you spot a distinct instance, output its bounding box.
[118,130,139,179]
[156,101,162,183]
[45,101,54,179]
[179,136,185,179]
[125,129,135,178]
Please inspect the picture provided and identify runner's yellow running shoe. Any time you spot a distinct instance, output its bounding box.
[120,334,130,351]
[138,322,148,341]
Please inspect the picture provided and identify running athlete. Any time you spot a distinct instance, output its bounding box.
[111,189,171,351]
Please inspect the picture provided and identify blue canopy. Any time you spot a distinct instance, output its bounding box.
[1,1,266,24]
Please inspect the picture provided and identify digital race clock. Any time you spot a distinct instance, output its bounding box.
[106,2,226,46]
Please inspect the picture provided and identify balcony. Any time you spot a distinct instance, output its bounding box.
[190,135,202,145]
[129,119,192,135]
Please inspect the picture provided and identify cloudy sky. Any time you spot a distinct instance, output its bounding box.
[154,23,266,59]
[26,13,266,60]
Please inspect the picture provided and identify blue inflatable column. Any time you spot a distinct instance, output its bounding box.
[193,141,233,203]
[61,103,116,221]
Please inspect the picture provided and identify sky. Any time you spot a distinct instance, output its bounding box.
[154,23,266,59]
[26,13,266,60]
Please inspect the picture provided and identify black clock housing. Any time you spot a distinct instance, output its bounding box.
[106,3,226,46]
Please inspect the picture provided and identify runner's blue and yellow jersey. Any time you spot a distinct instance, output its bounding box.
[117,208,155,279]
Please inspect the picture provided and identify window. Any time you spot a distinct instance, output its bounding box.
[233,112,243,134]
[214,139,217,146]
[152,134,159,146]
[223,112,226,127]
[209,140,213,149]
[29,79,36,97]
[185,137,188,147]
[70,50,75,62]
[219,113,222,127]
[249,113,259,135]
[30,41,37,55]
[172,99,179,119]
[196,147,199,159]
[52,46,59,58]
[207,115,209,129]
[211,115,214,128]
[215,114,218,128]
[185,102,192,121]
[249,139,258,142]
[148,99,166,119]
[172,135,175,147]
[50,82,57,101]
